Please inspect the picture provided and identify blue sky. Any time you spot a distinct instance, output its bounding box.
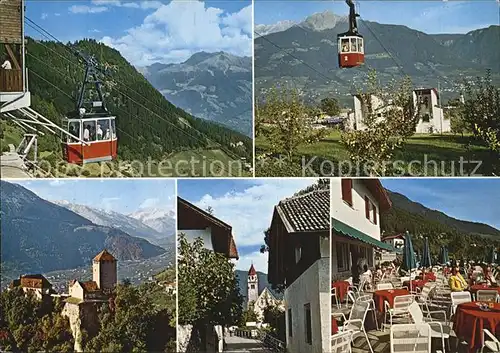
[178,178,319,271]
[255,1,499,34]
[11,179,175,215]
[26,0,252,66]
[382,178,500,230]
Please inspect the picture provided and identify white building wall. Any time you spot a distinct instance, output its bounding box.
[69,283,84,300]
[285,257,329,353]
[331,179,381,240]
[181,229,213,251]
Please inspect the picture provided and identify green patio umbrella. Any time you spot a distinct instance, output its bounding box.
[401,231,417,272]
[487,247,496,264]
[421,237,432,268]
[442,246,449,264]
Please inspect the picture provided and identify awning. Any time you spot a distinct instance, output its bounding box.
[332,218,397,252]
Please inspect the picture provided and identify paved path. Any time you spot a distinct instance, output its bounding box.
[224,335,268,352]
[0,152,31,178]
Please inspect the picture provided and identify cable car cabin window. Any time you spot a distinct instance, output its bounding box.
[97,119,110,141]
[110,119,116,140]
[341,38,350,53]
[83,121,97,142]
[67,121,81,143]
[350,38,358,52]
[357,38,364,53]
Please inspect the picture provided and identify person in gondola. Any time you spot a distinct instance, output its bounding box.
[97,124,103,140]
[83,125,90,141]
[1,55,12,70]
[342,41,349,52]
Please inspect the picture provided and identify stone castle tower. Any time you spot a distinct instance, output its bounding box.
[247,264,258,309]
[92,249,117,293]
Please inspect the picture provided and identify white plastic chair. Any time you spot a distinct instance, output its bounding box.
[408,302,451,353]
[358,294,380,331]
[331,330,353,353]
[377,282,394,290]
[415,283,436,314]
[340,300,374,353]
[384,294,414,331]
[450,291,471,316]
[481,329,500,353]
[332,286,340,309]
[476,290,499,303]
[390,323,434,353]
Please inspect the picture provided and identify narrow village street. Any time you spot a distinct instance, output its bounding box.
[224,334,270,353]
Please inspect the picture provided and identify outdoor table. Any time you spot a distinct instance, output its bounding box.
[332,281,350,302]
[454,301,500,353]
[469,284,500,297]
[403,280,428,290]
[332,317,339,334]
[422,272,436,281]
[373,288,410,313]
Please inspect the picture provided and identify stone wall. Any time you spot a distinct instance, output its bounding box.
[62,302,101,352]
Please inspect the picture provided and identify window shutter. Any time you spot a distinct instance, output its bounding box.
[365,196,370,219]
[341,179,353,205]
[373,204,378,225]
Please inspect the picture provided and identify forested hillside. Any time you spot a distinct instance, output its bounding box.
[2,38,252,174]
[381,190,500,262]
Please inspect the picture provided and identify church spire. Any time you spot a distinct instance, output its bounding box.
[248,263,256,276]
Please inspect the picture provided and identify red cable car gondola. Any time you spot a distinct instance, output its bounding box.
[62,52,117,164]
[338,0,364,68]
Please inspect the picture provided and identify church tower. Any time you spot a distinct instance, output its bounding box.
[92,249,117,293]
[247,264,258,309]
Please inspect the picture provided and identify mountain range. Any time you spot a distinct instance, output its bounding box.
[0,181,170,277]
[141,52,252,136]
[386,190,500,238]
[54,201,176,249]
[255,11,500,105]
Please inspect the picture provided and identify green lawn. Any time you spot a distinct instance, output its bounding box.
[147,149,252,177]
[256,129,492,177]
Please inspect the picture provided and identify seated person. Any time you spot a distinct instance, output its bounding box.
[360,264,373,290]
[484,265,497,286]
[449,268,467,292]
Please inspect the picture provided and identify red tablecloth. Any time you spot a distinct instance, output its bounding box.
[332,281,350,302]
[373,289,410,312]
[403,280,428,290]
[454,302,500,353]
[332,317,339,334]
[422,272,436,281]
[469,284,500,296]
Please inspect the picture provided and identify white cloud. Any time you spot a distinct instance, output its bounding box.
[139,197,160,209]
[49,180,65,187]
[54,13,61,16]
[236,251,269,273]
[41,13,48,20]
[102,197,121,211]
[99,0,252,66]
[221,5,252,36]
[192,179,318,249]
[91,0,162,10]
[69,5,108,14]
[89,29,102,33]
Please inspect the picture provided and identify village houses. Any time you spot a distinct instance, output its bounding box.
[347,88,451,134]
[267,188,330,353]
[331,178,396,283]
[177,197,239,353]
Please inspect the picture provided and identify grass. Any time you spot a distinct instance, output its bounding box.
[147,149,252,177]
[256,129,492,176]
